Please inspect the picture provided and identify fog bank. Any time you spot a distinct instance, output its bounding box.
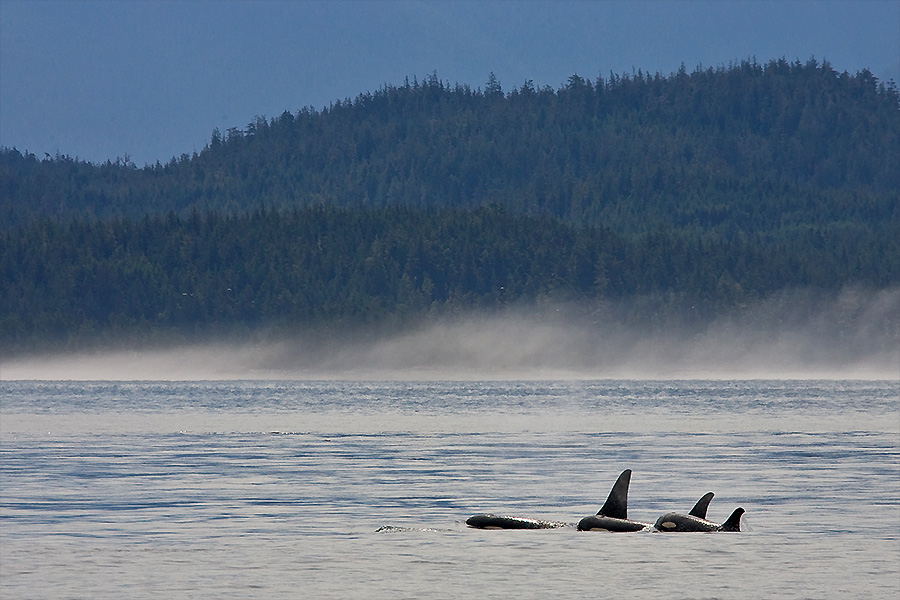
[2,287,897,381]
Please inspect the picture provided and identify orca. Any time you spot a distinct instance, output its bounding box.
[654,492,744,532]
[465,470,746,533]
[464,514,568,529]
[576,469,652,532]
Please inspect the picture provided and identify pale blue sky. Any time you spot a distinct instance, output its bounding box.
[2,0,898,166]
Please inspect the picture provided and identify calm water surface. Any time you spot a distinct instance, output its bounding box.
[1,380,898,599]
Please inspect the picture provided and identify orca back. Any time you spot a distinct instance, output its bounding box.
[577,514,649,532]
[465,514,567,529]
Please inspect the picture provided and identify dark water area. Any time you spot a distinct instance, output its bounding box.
[1,380,898,599]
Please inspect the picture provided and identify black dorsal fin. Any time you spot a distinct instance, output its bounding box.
[689,492,715,519]
[597,469,631,519]
[719,507,745,532]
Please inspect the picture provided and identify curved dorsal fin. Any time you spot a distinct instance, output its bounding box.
[597,469,631,519]
[719,507,745,532]
[689,492,714,519]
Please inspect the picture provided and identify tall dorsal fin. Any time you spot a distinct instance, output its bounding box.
[689,492,714,519]
[719,507,745,532]
[597,469,631,519]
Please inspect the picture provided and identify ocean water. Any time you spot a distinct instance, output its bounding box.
[1,380,898,599]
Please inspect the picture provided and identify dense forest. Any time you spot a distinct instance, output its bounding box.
[3,205,895,354]
[1,58,898,354]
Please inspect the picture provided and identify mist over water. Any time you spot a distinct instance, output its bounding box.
[2,287,897,381]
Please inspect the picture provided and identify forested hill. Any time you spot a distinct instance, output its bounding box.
[2,58,899,354]
[2,58,898,235]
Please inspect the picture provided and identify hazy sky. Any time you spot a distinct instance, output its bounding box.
[2,0,898,167]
